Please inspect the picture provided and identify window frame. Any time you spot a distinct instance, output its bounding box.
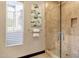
[6,1,24,47]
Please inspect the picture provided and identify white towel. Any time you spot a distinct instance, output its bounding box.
[33,33,39,37]
[33,28,40,32]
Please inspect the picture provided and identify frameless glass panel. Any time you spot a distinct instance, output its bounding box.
[6,1,24,47]
[45,2,60,57]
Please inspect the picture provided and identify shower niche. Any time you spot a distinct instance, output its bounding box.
[71,17,77,28]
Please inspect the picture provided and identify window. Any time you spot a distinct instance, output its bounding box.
[6,1,24,47]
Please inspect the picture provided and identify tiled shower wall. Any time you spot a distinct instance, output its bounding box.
[62,1,79,58]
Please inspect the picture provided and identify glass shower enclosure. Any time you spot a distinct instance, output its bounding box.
[45,1,79,58]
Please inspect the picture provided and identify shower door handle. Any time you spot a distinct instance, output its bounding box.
[61,32,64,41]
[58,32,64,41]
[58,32,60,40]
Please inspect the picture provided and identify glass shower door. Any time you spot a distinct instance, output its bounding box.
[61,1,79,58]
[45,1,60,57]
